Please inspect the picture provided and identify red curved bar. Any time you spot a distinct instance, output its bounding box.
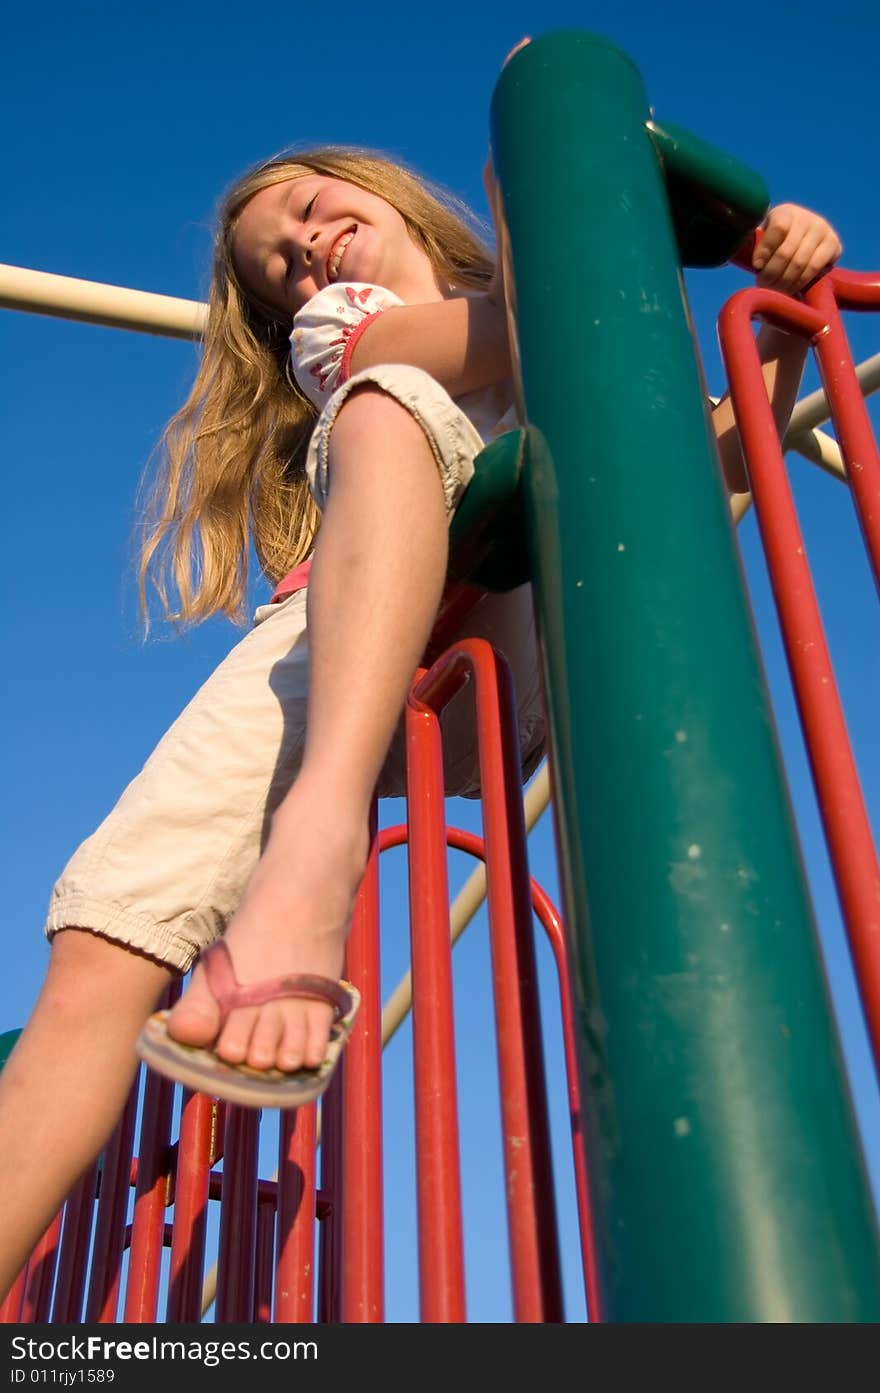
[342,808,384,1322]
[718,285,880,1075]
[805,275,880,589]
[379,821,600,1321]
[405,672,468,1322]
[410,638,564,1323]
[827,267,880,310]
[526,879,601,1322]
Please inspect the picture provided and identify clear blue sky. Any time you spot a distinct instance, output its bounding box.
[2,0,878,1322]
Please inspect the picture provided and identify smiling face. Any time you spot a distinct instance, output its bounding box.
[232,174,450,317]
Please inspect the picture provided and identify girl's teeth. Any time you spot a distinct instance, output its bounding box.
[329,232,354,280]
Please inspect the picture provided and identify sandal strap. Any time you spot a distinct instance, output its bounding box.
[202,941,352,1023]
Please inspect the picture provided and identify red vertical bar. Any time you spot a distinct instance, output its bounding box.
[405,675,467,1323]
[166,1092,216,1322]
[19,1212,63,1322]
[481,646,562,1320]
[125,977,179,1320]
[528,880,602,1321]
[808,272,880,591]
[468,642,563,1321]
[415,822,599,1322]
[254,1199,276,1323]
[51,1163,99,1322]
[316,1074,343,1323]
[85,1086,138,1322]
[342,802,384,1322]
[0,1266,26,1323]
[275,1104,317,1322]
[719,289,880,1075]
[215,1105,259,1322]
[413,641,564,1321]
[123,1070,175,1321]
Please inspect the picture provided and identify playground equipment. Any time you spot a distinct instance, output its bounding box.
[2,29,879,1322]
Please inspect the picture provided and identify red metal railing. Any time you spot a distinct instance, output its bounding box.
[718,264,880,1073]
[2,639,587,1324]
[379,821,600,1319]
[406,639,564,1322]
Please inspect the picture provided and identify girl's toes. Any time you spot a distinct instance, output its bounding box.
[246,1004,286,1070]
[214,1006,260,1065]
[303,1004,335,1070]
[278,1012,310,1073]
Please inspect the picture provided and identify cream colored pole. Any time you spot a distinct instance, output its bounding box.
[0,263,206,340]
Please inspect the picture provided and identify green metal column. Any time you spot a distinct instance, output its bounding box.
[490,30,880,1320]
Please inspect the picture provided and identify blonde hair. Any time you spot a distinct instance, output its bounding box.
[138,146,495,625]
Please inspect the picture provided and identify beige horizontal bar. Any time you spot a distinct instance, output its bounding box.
[726,426,847,527]
[786,426,847,481]
[0,263,207,341]
[786,353,880,434]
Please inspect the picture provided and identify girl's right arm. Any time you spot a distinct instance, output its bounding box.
[711,203,841,493]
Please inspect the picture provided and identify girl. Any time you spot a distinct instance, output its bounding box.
[0,133,840,1298]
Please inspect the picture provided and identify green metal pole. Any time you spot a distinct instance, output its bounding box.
[490,30,880,1321]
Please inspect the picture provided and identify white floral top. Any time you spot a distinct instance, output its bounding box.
[271,282,518,604]
[289,282,517,445]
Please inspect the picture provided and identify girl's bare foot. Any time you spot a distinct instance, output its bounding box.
[166,793,369,1074]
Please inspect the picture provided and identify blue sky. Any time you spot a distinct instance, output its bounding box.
[2,0,878,1322]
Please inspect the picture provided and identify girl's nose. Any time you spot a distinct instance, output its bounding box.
[302,229,321,266]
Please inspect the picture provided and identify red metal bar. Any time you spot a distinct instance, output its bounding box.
[254,1199,276,1323]
[166,1092,216,1322]
[412,639,563,1322]
[718,286,880,1074]
[807,272,880,592]
[85,1086,138,1322]
[51,1163,99,1322]
[342,803,384,1322]
[275,1104,317,1322]
[0,1265,26,1323]
[208,1172,279,1204]
[827,267,880,311]
[379,821,600,1320]
[527,879,601,1322]
[215,1106,259,1321]
[405,671,468,1323]
[18,1212,62,1322]
[317,1073,344,1323]
[123,1068,175,1321]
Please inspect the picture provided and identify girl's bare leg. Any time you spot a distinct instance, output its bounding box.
[0,929,173,1299]
[167,389,449,1074]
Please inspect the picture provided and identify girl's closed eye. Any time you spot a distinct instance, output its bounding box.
[303,195,317,219]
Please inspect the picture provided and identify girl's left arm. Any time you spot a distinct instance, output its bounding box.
[348,293,511,398]
[711,203,842,493]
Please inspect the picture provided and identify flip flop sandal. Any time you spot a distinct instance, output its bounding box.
[135,940,360,1109]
